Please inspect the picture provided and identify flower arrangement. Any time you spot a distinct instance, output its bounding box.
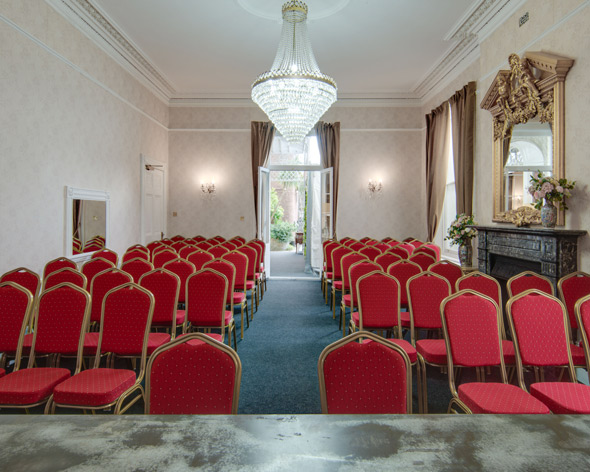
[528,171,575,210]
[445,214,478,246]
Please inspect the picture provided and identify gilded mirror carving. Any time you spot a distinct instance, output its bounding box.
[480,51,573,225]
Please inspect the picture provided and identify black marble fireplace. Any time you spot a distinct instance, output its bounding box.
[474,226,586,289]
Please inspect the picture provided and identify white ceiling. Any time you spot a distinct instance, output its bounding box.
[87,0,478,100]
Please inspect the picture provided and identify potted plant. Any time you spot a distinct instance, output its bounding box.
[445,214,478,267]
[270,220,296,251]
[528,171,575,228]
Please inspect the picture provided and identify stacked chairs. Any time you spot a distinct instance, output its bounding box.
[428,260,463,294]
[507,271,553,298]
[441,290,550,414]
[81,257,115,289]
[43,268,87,291]
[185,269,237,350]
[73,237,82,254]
[146,333,242,414]
[43,257,76,280]
[0,283,91,413]
[47,283,154,414]
[121,258,154,283]
[318,331,412,414]
[91,248,118,266]
[507,290,590,414]
[139,269,182,340]
[82,238,103,253]
[407,271,451,413]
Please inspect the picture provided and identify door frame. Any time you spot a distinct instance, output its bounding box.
[140,153,167,245]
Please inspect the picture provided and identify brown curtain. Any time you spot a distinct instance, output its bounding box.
[314,121,341,238]
[425,103,451,241]
[449,81,476,215]
[251,121,275,237]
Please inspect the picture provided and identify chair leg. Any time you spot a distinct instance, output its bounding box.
[240,303,244,340]
[417,355,429,414]
[232,326,237,352]
[245,303,249,329]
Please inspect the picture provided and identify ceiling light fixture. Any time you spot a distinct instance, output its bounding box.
[251,1,337,143]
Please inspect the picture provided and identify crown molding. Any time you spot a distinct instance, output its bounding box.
[46,0,175,103]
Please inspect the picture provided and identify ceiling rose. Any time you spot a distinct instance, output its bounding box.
[237,0,350,21]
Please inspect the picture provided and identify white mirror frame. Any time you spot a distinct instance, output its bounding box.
[65,186,110,263]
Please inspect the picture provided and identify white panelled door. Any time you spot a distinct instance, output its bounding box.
[141,155,166,244]
[320,167,333,241]
[258,167,271,278]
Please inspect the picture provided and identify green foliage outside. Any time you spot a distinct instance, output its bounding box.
[271,220,296,243]
[270,187,283,224]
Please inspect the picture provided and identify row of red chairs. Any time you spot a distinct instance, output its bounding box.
[73,235,105,254]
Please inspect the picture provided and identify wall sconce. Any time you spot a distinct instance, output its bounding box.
[367,178,382,197]
[201,180,216,199]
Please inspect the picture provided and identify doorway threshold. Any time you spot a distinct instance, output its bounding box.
[270,276,320,281]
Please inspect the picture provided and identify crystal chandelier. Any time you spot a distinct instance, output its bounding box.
[251,1,337,143]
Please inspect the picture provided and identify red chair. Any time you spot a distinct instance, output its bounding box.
[82,240,103,253]
[387,245,410,259]
[178,245,198,260]
[139,269,182,338]
[558,271,590,333]
[187,250,215,271]
[318,331,412,414]
[91,248,118,266]
[0,268,41,303]
[387,260,422,311]
[122,249,150,264]
[146,240,164,256]
[375,252,402,271]
[43,257,77,280]
[386,239,401,248]
[507,290,590,414]
[373,243,390,253]
[330,246,353,317]
[442,290,550,414]
[170,235,185,243]
[338,253,368,322]
[428,260,463,294]
[42,267,87,291]
[81,257,115,289]
[507,271,554,298]
[349,242,365,252]
[575,295,590,373]
[222,251,252,337]
[211,236,226,244]
[359,246,381,261]
[249,240,267,296]
[343,239,356,247]
[321,241,339,301]
[162,259,196,308]
[381,237,393,243]
[237,245,260,312]
[340,260,380,337]
[413,245,439,262]
[121,258,154,283]
[231,236,246,245]
[409,252,436,271]
[192,236,207,243]
[0,283,90,412]
[398,242,415,255]
[160,238,174,246]
[126,244,149,255]
[408,239,424,250]
[195,241,213,251]
[47,283,154,414]
[170,241,188,253]
[422,243,441,261]
[0,282,34,371]
[220,241,238,251]
[359,237,371,244]
[145,333,242,414]
[406,271,450,413]
[185,269,237,350]
[72,237,82,254]
[208,245,230,259]
[153,249,178,268]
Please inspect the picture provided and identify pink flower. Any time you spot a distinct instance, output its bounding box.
[556,185,564,193]
[534,191,541,200]
[541,182,554,194]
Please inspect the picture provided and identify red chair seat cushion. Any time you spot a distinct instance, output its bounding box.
[400,311,411,327]
[236,281,255,290]
[177,332,223,343]
[324,272,333,280]
[341,294,354,307]
[502,340,515,365]
[458,383,550,414]
[194,311,233,328]
[333,281,343,290]
[530,382,590,414]
[233,292,246,304]
[83,332,100,356]
[53,369,136,406]
[147,333,172,355]
[570,344,586,366]
[0,368,71,405]
[152,310,185,328]
[416,339,447,365]
[386,339,417,363]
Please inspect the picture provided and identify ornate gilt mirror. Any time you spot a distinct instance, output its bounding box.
[481,51,573,225]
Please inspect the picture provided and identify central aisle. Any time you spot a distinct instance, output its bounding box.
[237,280,341,414]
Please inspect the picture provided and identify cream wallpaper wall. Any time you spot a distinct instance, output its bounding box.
[422,0,590,271]
[0,1,169,275]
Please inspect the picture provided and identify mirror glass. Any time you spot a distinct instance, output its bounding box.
[502,121,552,212]
[65,186,110,260]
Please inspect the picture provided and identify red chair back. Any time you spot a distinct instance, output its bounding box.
[413,246,439,261]
[222,252,248,291]
[231,236,246,244]
[122,249,150,263]
[0,282,34,357]
[238,246,258,281]
[323,242,339,272]
[139,269,180,327]
[43,267,87,291]
[248,241,264,272]
[81,257,115,288]
[146,240,164,256]
[349,242,365,252]
[558,271,590,330]
[126,244,149,255]
[386,239,401,247]
[409,240,424,249]
[331,246,353,281]
[359,246,381,261]
[456,272,501,308]
[211,236,226,244]
[192,236,207,243]
[187,250,215,270]
[348,261,381,308]
[507,271,554,298]
[153,249,178,268]
[375,252,402,271]
[387,246,410,259]
[185,269,228,329]
[398,242,415,255]
[170,235,185,242]
[318,331,411,414]
[121,258,154,283]
[0,268,40,301]
[359,237,371,244]
[428,261,463,294]
[407,271,451,339]
[357,271,400,330]
[195,241,213,251]
[364,239,378,247]
[91,248,118,266]
[203,260,236,306]
[220,241,238,251]
[507,291,572,367]
[575,296,590,371]
[43,257,76,280]
[373,243,390,253]
[97,283,154,358]
[146,333,241,414]
[89,268,132,323]
[408,252,436,271]
[171,241,188,253]
[163,259,196,304]
[343,239,357,247]
[387,260,422,308]
[208,245,230,259]
[178,245,197,259]
[160,238,174,246]
[340,253,368,292]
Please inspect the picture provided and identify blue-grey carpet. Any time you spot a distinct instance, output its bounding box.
[270,250,318,278]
